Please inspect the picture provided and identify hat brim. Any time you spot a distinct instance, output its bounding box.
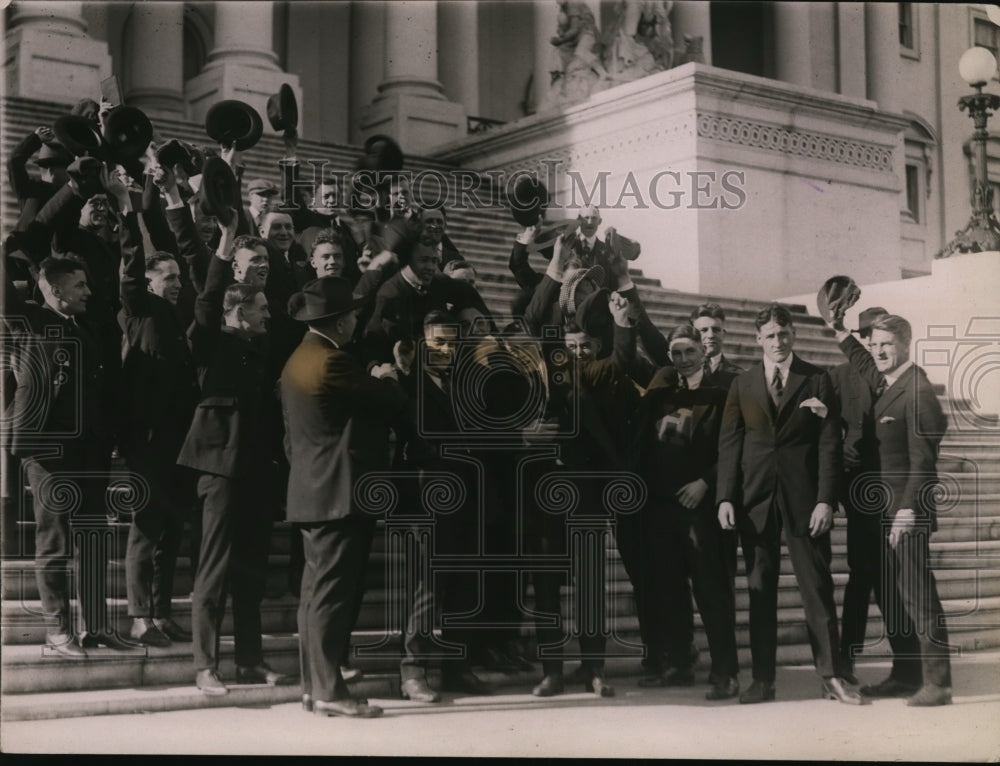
[288,294,367,323]
[105,106,153,163]
[205,100,263,151]
[199,157,238,226]
[559,264,606,319]
[816,275,859,324]
[53,115,106,159]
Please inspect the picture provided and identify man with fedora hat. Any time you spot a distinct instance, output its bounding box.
[280,277,405,717]
[828,305,891,684]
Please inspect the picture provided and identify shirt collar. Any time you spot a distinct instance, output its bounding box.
[708,354,721,373]
[45,302,76,323]
[684,368,704,390]
[883,360,913,389]
[401,267,428,293]
[576,230,597,249]
[308,327,340,348]
[762,355,793,384]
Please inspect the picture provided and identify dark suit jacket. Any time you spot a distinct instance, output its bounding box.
[176,255,279,479]
[117,211,198,462]
[280,331,405,523]
[716,354,841,536]
[3,277,110,459]
[829,353,877,474]
[639,369,730,503]
[840,335,946,529]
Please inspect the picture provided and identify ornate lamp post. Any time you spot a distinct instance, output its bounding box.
[940,46,1000,257]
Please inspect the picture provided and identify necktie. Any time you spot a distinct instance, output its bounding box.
[875,376,887,398]
[702,358,713,379]
[769,367,783,408]
[678,374,688,391]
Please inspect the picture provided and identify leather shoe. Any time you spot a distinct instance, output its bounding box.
[441,669,493,695]
[906,684,952,707]
[153,617,192,643]
[739,680,776,704]
[861,677,920,698]
[504,641,535,671]
[130,618,171,648]
[823,676,869,705]
[638,666,695,688]
[314,697,383,718]
[236,663,295,686]
[78,631,135,651]
[532,674,565,697]
[196,669,229,696]
[45,633,87,658]
[586,674,615,697]
[302,694,313,712]
[705,676,740,700]
[400,677,441,703]
[341,665,364,682]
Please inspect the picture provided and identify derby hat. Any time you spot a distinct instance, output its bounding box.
[559,265,606,320]
[34,141,73,169]
[104,106,153,163]
[817,275,860,325]
[53,114,106,158]
[266,84,298,133]
[205,100,263,151]
[356,134,404,173]
[288,276,366,322]
[156,139,200,177]
[198,157,238,226]
[569,286,612,339]
[509,176,548,228]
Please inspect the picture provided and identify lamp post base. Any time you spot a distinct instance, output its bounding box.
[937,212,1000,258]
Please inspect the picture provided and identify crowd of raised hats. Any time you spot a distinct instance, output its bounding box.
[2,82,952,715]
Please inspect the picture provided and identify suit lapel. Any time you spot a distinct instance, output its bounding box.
[749,362,774,427]
[874,367,911,419]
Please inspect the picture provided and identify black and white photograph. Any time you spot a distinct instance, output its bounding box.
[0,0,998,758]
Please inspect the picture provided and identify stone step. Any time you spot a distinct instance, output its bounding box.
[4,592,998,698]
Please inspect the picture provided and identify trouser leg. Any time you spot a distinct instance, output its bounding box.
[739,514,781,684]
[690,509,740,679]
[191,473,232,671]
[230,485,272,668]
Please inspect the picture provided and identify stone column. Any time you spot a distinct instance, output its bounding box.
[125,2,184,116]
[438,0,480,118]
[671,1,712,66]
[5,1,112,104]
[836,3,867,99]
[349,1,386,145]
[184,0,303,133]
[773,1,813,88]
[532,0,561,113]
[359,0,465,154]
[865,1,902,113]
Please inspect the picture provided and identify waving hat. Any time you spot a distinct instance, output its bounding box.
[205,100,264,151]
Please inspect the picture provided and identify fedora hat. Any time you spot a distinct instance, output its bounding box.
[559,264,606,320]
[34,141,73,169]
[198,157,238,226]
[266,84,298,133]
[53,114,106,158]
[569,286,612,339]
[104,106,153,163]
[288,277,366,322]
[156,139,200,177]
[205,100,263,151]
[817,275,860,325]
[526,219,578,257]
[604,226,641,262]
[356,134,404,173]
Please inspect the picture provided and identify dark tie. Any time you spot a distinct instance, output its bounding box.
[702,358,713,379]
[875,376,887,398]
[678,374,688,391]
[769,367,783,408]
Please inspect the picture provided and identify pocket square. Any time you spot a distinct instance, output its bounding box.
[879,415,896,424]
[799,397,828,418]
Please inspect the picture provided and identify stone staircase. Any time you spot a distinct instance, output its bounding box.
[3,95,999,721]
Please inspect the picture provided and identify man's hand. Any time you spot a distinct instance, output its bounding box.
[98,98,113,133]
[100,165,130,210]
[367,249,397,271]
[676,478,709,510]
[888,508,917,548]
[282,128,298,159]
[609,291,632,328]
[35,126,55,143]
[808,502,834,537]
[371,362,399,381]
[393,339,415,376]
[216,212,239,259]
[219,144,239,168]
[515,225,537,245]
[718,501,736,530]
